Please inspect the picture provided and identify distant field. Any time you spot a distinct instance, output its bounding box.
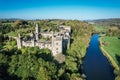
[2,22,14,26]
[94,25,106,32]
[101,36,120,66]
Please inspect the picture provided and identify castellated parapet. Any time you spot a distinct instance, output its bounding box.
[17,24,71,56]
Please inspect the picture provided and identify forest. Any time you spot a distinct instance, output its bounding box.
[0,19,94,80]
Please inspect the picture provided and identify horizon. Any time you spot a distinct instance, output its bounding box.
[0,0,120,20]
[1,18,120,21]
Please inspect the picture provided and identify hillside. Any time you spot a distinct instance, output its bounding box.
[92,18,120,28]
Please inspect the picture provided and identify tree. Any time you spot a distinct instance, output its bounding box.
[70,73,83,80]
[65,56,78,73]
[14,20,28,28]
[106,27,120,37]
[37,67,51,80]
[0,53,9,79]
[9,54,39,80]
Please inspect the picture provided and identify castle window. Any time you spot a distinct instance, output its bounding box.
[56,48,58,50]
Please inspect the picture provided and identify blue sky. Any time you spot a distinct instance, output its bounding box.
[0,0,120,20]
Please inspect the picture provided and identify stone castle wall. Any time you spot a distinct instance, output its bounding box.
[17,24,71,56]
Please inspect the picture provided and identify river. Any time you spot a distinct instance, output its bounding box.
[83,34,115,80]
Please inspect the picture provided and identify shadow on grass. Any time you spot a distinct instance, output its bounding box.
[70,38,74,44]
[115,54,120,66]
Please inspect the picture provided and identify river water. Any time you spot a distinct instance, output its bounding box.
[83,34,115,80]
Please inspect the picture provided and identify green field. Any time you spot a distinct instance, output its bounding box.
[101,36,120,66]
[94,25,106,32]
[6,27,34,37]
[2,22,14,26]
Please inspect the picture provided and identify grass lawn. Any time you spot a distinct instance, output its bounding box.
[101,36,120,66]
[7,31,18,37]
[6,27,34,37]
[2,22,14,26]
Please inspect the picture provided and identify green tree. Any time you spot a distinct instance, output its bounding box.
[14,20,28,28]
[0,53,9,79]
[9,54,39,80]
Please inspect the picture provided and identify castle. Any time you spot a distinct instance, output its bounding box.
[17,24,71,55]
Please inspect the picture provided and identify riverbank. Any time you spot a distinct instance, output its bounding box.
[99,37,119,71]
[83,34,115,80]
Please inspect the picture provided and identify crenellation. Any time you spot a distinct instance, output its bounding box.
[17,24,71,56]
[41,32,52,38]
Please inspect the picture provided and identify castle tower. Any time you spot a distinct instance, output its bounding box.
[17,34,22,49]
[31,38,35,47]
[67,36,70,49]
[30,31,34,38]
[36,24,40,41]
[51,31,54,48]
[52,35,63,55]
